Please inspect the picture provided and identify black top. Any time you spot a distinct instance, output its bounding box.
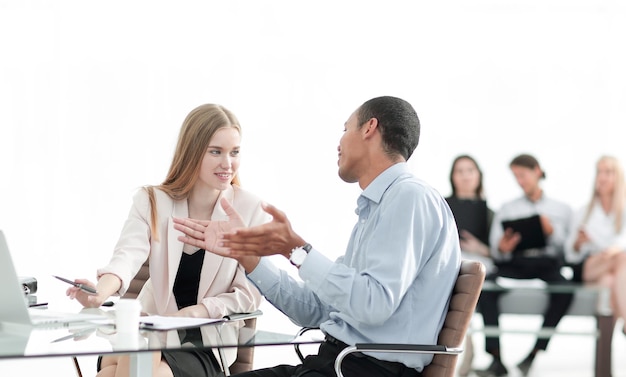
[173,250,205,310]
[172,250,205,347]
[158,250,223,377]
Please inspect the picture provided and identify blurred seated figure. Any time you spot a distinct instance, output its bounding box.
[445,154,495,376]
[565,155,626,334]
[476,154,573,377]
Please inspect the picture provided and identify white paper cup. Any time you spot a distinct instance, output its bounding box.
[115,298,142,334]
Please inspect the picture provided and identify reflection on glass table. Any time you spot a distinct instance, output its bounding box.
[0,316,322,377]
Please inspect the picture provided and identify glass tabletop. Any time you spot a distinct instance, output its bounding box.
[0,316,320,360]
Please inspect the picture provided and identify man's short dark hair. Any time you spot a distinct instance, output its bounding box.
[357,96,420,161]
[510,153,546,179]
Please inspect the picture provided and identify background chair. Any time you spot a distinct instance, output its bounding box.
[331,259,486,377]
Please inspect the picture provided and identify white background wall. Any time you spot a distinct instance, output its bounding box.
[2,0,625,280]
[1,0,626,374]
[0,0,626,302]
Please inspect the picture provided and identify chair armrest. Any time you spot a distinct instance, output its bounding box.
[334,344,463,377]
[294,327,322,361]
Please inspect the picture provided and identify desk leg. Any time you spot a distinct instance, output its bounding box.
[595,315,614,377]
[129,352,153,377]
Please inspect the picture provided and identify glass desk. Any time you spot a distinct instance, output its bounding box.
[0,313,322,377]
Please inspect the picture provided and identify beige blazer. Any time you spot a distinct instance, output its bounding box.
[98,184,266,317]
[98,185,267,367]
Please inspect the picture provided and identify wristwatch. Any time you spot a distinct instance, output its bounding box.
[289,243,312,268]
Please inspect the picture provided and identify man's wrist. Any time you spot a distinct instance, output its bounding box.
[289,243,312,268]
[241,256,261,274]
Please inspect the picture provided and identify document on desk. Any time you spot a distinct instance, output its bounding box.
[139,315,223,330]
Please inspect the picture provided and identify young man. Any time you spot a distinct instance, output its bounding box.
[174,96,462,377]
[476,154,573,377]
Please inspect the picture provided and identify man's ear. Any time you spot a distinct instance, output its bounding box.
[361,118,379,139]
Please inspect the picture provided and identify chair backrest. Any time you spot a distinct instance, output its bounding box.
[122,260,151,299]
[122,258,257,373]
[423,259,485,377]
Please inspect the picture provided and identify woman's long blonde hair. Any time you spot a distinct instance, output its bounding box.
[582,155,626,232]
[145,104,242,240]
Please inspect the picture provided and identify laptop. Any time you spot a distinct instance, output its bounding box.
[0,230,107,332]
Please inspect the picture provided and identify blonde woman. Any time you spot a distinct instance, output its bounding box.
[565,155,626,333]
[67,104,266,377]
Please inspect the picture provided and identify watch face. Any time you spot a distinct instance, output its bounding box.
[290,247,308,266]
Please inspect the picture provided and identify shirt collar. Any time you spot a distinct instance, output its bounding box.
[360,163,409,205]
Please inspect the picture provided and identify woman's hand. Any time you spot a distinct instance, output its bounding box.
[173,197,246,255]
[66,278,106,308]
[174,197,262,272]
[573,228,591,252]
[459,230,490,257]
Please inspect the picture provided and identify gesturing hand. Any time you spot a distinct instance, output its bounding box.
[173,197,246,257]
[221,202,305,258]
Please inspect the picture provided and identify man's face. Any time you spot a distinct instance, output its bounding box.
[337,109,365,183]
[511,165,541,196]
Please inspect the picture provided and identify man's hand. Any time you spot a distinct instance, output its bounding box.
[498,228,521,254]
[173,197,246,255]
[539,215,554,236]
[173,197,263,272]
[221,202,306,258]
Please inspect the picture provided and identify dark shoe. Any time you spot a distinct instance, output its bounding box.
[474,359,508,377]
[516,354,536,376]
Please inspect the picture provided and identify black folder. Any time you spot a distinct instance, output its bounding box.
[501,214,546,252]
[445,198,489,245]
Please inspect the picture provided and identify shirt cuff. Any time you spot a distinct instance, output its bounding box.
[299,249,334,291]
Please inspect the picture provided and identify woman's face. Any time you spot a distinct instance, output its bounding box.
[197,127,241,191]
[452,158,481,196]
[595,159,616,197]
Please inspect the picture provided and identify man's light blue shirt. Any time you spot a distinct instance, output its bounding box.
[247,163,461,370]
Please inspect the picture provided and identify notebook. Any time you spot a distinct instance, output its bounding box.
[0,230,107,331]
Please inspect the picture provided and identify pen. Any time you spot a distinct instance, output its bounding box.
[53,275,98,295]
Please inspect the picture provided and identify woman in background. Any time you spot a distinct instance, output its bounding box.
[67,104,266,377]
[445,154,494,376]
[565,155,626,334]
[446,155,494,271]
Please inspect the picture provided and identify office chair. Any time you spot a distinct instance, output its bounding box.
[293,260,485,377]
